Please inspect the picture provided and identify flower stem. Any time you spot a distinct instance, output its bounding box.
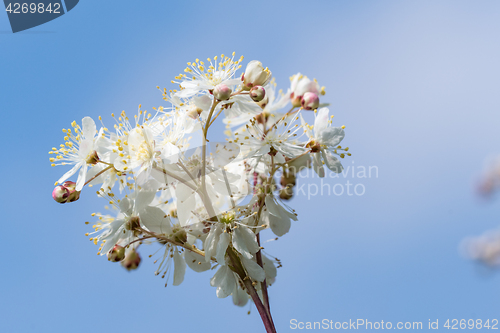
[226,247,277,333]
[84,165,113,186]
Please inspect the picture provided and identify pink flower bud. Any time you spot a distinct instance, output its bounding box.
[257,94,269,110]
[52,185,69,203]
[213,84,232,101]
[62,181,81,202]
[108,245,126,262]
[301,92,320,110]
[250,86,266,102]
[122,249,141,271]
[52,181,81,203]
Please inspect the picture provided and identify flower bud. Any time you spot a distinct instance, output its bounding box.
[108,245,126,262]
[52,181,80,204]
[122,249,141,271]
[301,92,320,110]
[280,173,296,187]
[242,60,272,90]
[63,181,81,202]
[279,186,294,200]
[250,86,266,102]
[213,84,232,101]
[52,185,69,203]
[257,94,269,110]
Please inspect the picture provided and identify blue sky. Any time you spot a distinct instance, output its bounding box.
[2,1,500,332]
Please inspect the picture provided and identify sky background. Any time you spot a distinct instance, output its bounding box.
[2,1,500,332]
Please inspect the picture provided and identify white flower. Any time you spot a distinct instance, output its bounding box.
[173,53,243,98]
[50,117,104,191]
[290,72,321,98]
[242,60,272,90]
[301,107,346,177]
[210,263,239,298]
[203,211,261,264]
[232,114,306,164]
[88,179,162,255]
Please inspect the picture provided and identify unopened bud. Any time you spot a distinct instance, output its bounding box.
[301,92,320,110]
[63,181,81,202]
[242,60,272,90]
[52,181,80,204]
[122,249,141,271]
[52,185,69,203]
[280,173,296,187]
[250,86,266,102]
[279,186,294,200]
[213,84,232,101]
[108,245,126,262]
[257,94,269,110]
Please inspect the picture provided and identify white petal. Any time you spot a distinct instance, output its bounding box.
[185,250,211,272]
[160,143,180,164]
[265,195,297,221]
[232,285,249,307]
[314,107,329,134]
[241,257,265,282]
[194,95,212,110]
[215,232,231,264]
[322,149,344,173]
[274,152,286,164]
[139,206,172,234]
[119,197,133,216]
[210,265,235,298]
[135,187,157,212]
[268,212,291,237]
[75,163,88,191]
[56,162,82,185]
[204,225,222,262]
[232,225,260,259]
[82,116,96,140]
[312,153,325,178]
[175,183,197,226]
[262,254,277,280]
[317,127,345,147]
[173,250,186,286]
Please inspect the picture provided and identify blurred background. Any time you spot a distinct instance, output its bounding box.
[2,1,500,332]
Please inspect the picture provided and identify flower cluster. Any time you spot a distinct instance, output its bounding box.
[49,53,350,333]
